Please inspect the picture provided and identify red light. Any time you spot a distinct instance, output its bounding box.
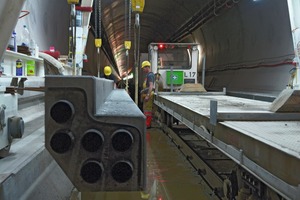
[159,44,164,49]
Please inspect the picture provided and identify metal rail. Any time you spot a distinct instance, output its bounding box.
[159,124,225,198]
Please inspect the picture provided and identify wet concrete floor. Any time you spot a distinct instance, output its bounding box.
[81,127,216,200]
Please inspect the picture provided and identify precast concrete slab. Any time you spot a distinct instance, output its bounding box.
[155,93,300,200]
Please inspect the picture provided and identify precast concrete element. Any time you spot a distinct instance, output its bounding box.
[45,76,146,192]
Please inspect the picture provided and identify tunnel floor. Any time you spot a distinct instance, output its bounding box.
[79,125,215,200]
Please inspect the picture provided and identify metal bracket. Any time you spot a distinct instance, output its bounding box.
[210,100,217,126]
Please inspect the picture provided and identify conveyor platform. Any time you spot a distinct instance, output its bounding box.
[154,92,300,200]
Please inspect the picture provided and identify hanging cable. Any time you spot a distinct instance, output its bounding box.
[124,0,132,92]
[129,0,132,41]
[126,0,132,92]
[94,1,98,39]
[98,0,101,38]
[95,0,102,77]
[214,0,219,16]
[67,0,79,75]
[71,4,77,75]
[167,0,239,42]
[136,15,140,72]
[125,0,129,92]
[67,10,74,66]
[128,0,132,50]
[125,0,128,41]
[133,13,141,104]
[131,0,145,104]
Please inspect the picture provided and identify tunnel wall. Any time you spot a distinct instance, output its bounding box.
[183,0,294,96]
[15,0,70,54]
[16,0,114,78]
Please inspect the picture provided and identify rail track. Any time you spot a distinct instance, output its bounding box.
[154,105,287,200]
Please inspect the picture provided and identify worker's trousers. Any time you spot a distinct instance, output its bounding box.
[143,92,154,128]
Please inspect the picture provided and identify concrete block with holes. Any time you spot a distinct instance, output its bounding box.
[45,76,146,192]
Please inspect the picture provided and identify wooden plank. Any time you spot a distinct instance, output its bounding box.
[270,89,300,112]
[179,83,207,92]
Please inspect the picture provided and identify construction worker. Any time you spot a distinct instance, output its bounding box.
[141,60,155,129]
[103,65,116,88]
[155,72,164,92]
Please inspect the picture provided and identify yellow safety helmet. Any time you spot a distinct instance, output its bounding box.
[104,66,112,76]
[141,60,151,69]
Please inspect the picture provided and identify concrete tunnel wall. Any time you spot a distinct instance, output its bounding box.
[15,0,114,78]
[183,0,295,96]
[14,0,296,96]
[15,0,70,55]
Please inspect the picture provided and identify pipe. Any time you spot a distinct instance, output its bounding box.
[202,54,206,87]
[167,0,239,42]
[75,6,93,12]
[287,0,300,89]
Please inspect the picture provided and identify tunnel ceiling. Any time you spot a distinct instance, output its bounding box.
[91,0,213,77]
